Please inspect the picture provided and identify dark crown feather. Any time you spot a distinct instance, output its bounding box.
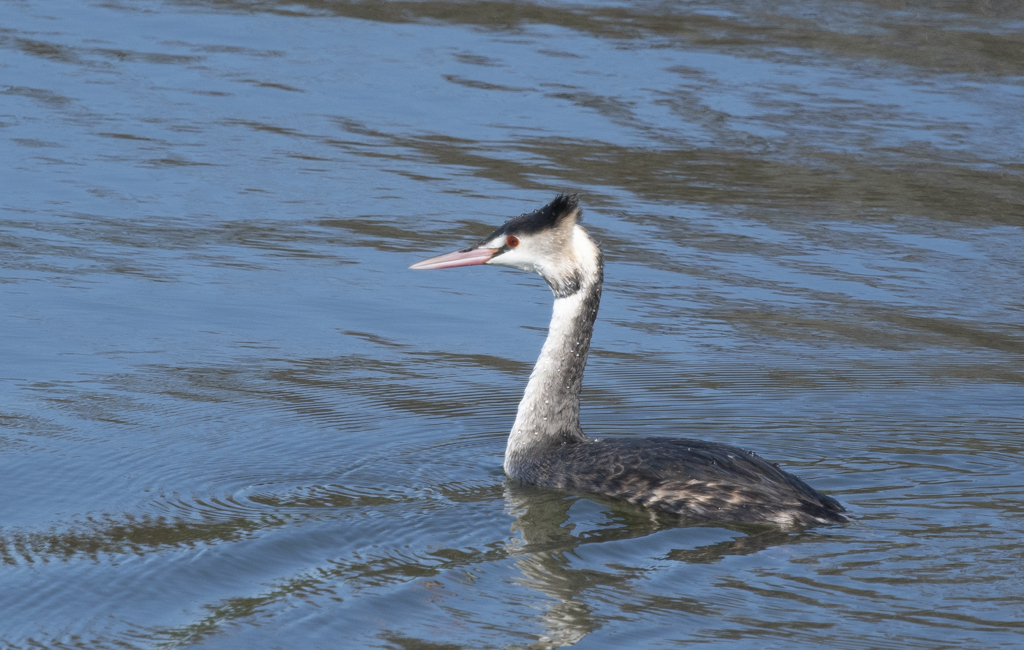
[487,194,581,241]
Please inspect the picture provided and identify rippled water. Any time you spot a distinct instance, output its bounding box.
[2,0,1023,648]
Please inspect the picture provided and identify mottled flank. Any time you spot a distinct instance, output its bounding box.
[507,437,847,526]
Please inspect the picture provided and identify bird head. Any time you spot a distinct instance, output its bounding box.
[410,194,598,298]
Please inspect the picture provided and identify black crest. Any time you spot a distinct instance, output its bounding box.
[481,194,581,244]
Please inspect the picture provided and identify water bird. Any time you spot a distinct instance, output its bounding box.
[411,195,846,526]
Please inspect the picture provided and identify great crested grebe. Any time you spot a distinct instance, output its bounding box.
[411,195,846,526]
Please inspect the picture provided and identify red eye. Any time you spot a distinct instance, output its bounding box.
[506,235,520,248]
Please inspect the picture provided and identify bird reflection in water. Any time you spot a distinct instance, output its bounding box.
[501,481,799,649]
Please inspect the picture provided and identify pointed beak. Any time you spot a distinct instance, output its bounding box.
[409,247,500,270]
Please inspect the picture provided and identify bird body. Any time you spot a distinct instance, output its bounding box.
[513,437,844,526]
[411,195,846,526]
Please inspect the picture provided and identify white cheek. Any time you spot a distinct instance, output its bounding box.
[572,226,599,276]
[489,246,546,274]
[501,250,544,274]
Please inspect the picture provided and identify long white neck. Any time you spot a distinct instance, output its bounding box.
[504,226,603,477]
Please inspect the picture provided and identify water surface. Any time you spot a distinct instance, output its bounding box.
[2,1,1023,648]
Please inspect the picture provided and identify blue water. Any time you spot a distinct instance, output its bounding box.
[2,1,1023,648]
